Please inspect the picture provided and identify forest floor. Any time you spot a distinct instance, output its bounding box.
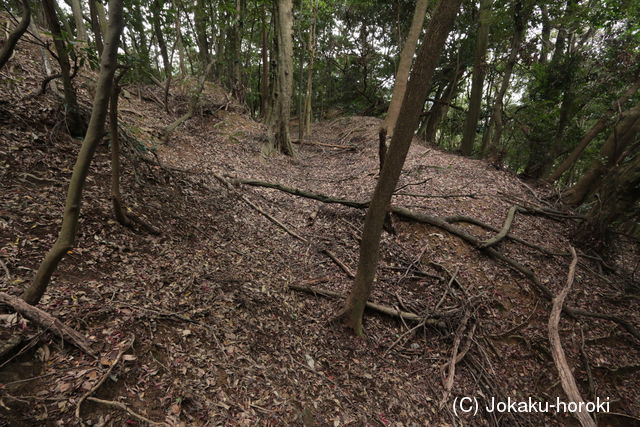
[1,31,640,426]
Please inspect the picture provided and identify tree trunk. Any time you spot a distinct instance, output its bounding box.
[42,0,85,137]
[194,0,210,72]
[565,104,640,206]
[482,0,529,158]
[381,0,430,142]
[460,0,492,156]
[260,6,270,118]
[69,0,87,43]
[301,0,318,139]
[336,0,462,335]
[267,0,295,156]
[538,4,550,64]
[23,0,124,305]
[230,0,244,100]
[110,70,130,227]
[88,0,103,61]
[151,0,171,111]
[547,77,640,182]
[0,0,30,71]
[578,149,640,243]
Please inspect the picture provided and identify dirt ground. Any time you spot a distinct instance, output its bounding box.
[1,27,639,426]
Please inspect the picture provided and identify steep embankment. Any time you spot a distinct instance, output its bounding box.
[1,30,639,425]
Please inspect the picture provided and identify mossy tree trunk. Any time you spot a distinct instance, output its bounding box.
[23,0,125,305]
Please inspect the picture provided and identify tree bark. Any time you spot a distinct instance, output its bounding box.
[336,0,462,335]
[267,0,295,156]
[42,0,85,137]
[547,78,640,182]
[23,0,124,305]
[0,0,30,71]
[460,0,492,156]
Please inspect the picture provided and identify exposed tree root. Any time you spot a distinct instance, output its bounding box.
[76,335,134,419]
[548,248,596,427]
[0,292,95,356]
[226,177,640,344]
[85,397,167,426]
[480,205,518,248]
[321,249,355,278]
[289,284,455,325]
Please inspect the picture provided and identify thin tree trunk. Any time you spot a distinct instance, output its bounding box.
[482,0,528,158]
[88,0,103,61]
[110,70,130,227]
[194,0,210,71]
[538,4,550,64]
[336,0,462,335]
[42,0,85,137]
[380,0,430,147]
[151,0,171,112]
[267,0,295,156]
[69,0,88,43]
[0,0,30,71]
[547,78,640,182]
[260,6,270,119]
[301,0,318,139]
[578,148,640,243]
[565,104,640,206]
[23,0,124,305]
[460,0,492,156]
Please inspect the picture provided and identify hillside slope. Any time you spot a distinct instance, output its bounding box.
[1,33,639,426]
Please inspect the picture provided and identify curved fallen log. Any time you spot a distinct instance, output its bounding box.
[0,292,95,356]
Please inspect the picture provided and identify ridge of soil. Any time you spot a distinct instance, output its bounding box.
[1,28,639,425]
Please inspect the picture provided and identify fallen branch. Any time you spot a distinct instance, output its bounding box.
[480,205,518,248]
[210,178,640,343]
[440,312,472,408]
[395,192,477,199]
[289,284,452,324]
[229,177,368,209]
[86,397,168,426]
[321,249,355,278]
[0,292,94,356]
[292,140,357,150]
[548,248,596,427]
[76,335,134,419]
[214,174,307,243]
